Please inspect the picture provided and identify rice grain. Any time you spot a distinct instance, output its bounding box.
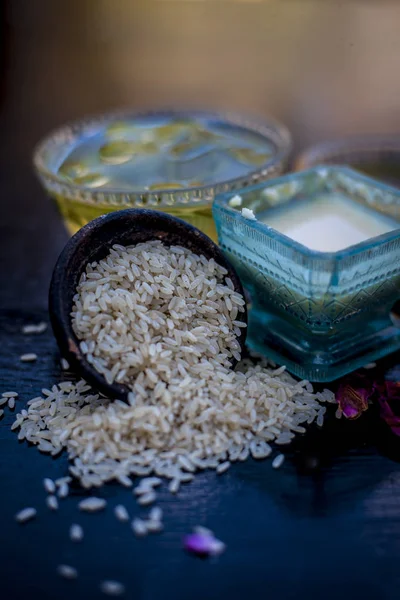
[57,565,78,580]
[114,505,129,522]
[15,507,37,523]
[79,497,106,512]
[43,478,56,494]
[216,461,231,475]
[61,358,70,370]
[145,519,163,533]
[149,506,162,522]
[46,495,59,511]
[272,454,285,469]
[100,580,125,596]
[22,322,47,334]
[137,491,156,506]
[168,479,180,495]
[58,482,69,499]
[70,523,84,542]
[132,518,147,537]
[20,353,37,362]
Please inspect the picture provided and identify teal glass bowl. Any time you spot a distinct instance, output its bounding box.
[213,166,400,382]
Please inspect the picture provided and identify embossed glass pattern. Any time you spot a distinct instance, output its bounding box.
[213,167,400,381]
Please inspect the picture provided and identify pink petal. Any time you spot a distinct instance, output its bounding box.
[183,533,226,557]
[336,376,372,420]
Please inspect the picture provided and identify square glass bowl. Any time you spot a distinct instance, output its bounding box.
[213,166,400,382]
[33,109,291,242]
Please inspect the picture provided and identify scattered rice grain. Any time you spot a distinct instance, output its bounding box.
[114,505,129,522]
[46,495,59,511]
[149,506,162,522]
[117,474,133,488]
[137,491,156,506]
[58,482,69,499]
[132,518,147,537]
[145,519,163,533]
[140,477,162,488]
[57,565,78,580]
[169,479,180,494]
[22,322,47,334]
[61,358,70,370]
[272,454,285,469]
[55,476,72,487]
[79,497,106,512]
[20,353,37,363]
[70,523,84,542]
[216,461,230,475]
[43,478,56,494]
[193,525,214,536]
[100,580,125,596]
[15,507,37,523]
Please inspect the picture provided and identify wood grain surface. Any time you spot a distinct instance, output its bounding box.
[2,2,400,599]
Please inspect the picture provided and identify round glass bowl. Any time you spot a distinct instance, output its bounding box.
[33,109,292,241]
[295,135,400,189]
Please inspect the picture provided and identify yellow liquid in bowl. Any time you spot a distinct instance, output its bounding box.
[54,195,217,242]
[38,112,289,244]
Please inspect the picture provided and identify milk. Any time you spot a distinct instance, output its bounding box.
[260,194,398,252]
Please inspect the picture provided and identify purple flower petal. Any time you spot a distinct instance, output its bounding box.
[336,375,372,420]
[183,532,226,557]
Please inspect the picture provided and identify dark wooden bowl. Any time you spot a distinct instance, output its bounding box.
[49,209,247,401]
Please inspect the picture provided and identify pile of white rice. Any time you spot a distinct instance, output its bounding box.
[72,240,246,385]
[12,241,335,489]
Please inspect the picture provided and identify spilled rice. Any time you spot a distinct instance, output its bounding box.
[5,240,337,596]
[10,366,333,489]
[11,242,334,489]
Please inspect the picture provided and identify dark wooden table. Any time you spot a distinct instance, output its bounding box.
[2,3,400,599]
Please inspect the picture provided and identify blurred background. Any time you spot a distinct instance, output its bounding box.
[3,0,400,148]
[2,0,400,307]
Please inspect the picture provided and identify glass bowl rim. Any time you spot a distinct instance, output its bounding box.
[294,134,400,172]
[33,108,292,204]
[213,165,400,261]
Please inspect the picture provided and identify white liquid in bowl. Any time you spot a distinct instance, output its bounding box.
[260,194,399,252]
